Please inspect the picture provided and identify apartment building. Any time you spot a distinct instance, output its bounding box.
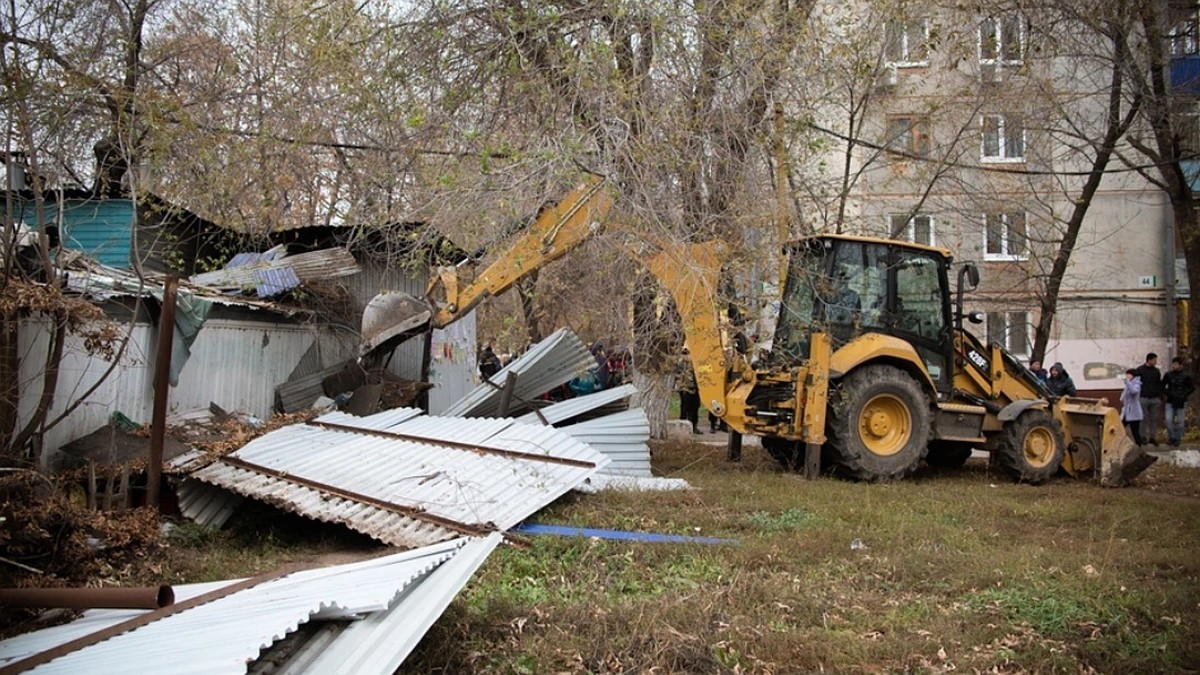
[802,1,1188,398]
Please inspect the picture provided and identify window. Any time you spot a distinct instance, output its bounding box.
[982,114,1024,161]
[885,116,930,159]
[984,211,1027,259]
[979,13,1024,81]
[987,311,1029,356]
[885,18,930,66]
[889,213,934,246]
[1170,2,1200,56]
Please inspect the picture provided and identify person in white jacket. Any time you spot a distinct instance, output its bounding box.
[1120,368,1145,447]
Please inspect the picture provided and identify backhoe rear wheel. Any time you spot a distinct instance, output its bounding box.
[825,365,932,481]
[992,409,1064,484]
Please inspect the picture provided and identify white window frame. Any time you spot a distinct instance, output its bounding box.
[979,13,1025,81]
[981,114,1025,162]
[885,18,930,68]
[987,311,1030,356]
[889,213,935,246]
[984,211,1028,261]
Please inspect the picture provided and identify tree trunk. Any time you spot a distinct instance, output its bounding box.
[0,310,18,461]
[632,369,673,440]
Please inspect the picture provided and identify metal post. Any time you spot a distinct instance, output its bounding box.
[726,431,742,462]
[497,371,519,417]
[148,276,178,511]
[804,442,821,479]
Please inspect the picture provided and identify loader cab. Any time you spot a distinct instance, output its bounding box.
[771,235,955,392]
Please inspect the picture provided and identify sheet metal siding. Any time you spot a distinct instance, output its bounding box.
[2,539,473,674]
[561,410,652,477]
[443,328,594,417]
[427,314,477,415]
[192,411,607,547]
[20,198,134,268]
[517,384,636,425]
[18,317,359,458]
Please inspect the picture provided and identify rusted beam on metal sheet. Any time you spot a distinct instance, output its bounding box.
[306,420,598,469]
[148,275,179,510]
[218,455,494,537]
[0,585,174,610]
[0,565,309,675]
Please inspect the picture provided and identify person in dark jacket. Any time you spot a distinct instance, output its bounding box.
[676,349,701,434]
[1028,359,1048,383]
[1046,362,1076,399]
[1163,356,1195,447]
[1134,353,1164,445]
[479,344,501,380]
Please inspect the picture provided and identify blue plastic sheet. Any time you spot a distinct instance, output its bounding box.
[511,522,737,545]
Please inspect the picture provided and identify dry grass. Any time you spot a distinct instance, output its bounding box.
[401,441,1200,674]
[5,441,1197,673]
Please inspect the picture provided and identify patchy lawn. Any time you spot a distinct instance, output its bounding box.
[4,439,1199,673]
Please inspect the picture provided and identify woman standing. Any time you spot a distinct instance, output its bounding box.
[1120,368,1145,447]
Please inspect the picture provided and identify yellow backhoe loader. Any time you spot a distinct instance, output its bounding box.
[361,177,1154,486]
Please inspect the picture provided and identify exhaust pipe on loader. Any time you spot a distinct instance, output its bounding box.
[1059,401,1157,487]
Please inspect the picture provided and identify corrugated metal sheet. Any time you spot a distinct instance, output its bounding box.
[19,318,342,458]
[175,478,245,528]
[516,384,636,426]
[560,409,653,477]
[254,266,301,297]
[442,328,595,418]
[0,534,502,675]
[189,409,608,548]
[276,362,345,413]
[274,534,502,675]
[190,248,360,290]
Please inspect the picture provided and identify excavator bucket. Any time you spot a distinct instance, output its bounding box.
[360,291,434,357]
[1059,401,1157,486]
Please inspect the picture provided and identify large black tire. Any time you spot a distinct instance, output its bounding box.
[825,365,932,481]
[992,409,1065,484]
[926,441,974,468]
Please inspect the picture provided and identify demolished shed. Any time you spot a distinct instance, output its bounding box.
[181,409,609,547]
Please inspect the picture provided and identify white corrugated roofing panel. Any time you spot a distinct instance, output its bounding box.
[516,384,636,426]
[1,538,489,674]
[559,409,652,477]
[190,411,608,548]
[176,478,244,528]
[442,328,595,418]
[277,533,503,675]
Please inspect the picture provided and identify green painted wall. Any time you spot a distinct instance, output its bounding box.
[20,198,134,268]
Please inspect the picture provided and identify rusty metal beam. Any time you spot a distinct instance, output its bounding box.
[218,455,494,537]
[0,585,173,610]
[148,276,179,509]
[0,566,307,675]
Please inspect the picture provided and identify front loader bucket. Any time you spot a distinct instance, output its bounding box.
[360,291,434,357]
[1060,401,1157,487]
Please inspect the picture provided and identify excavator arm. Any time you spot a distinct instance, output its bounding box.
[427,177,614,329]
[359,177,732,422]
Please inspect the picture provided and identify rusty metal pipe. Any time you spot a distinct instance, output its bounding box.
[0,585,174,610]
